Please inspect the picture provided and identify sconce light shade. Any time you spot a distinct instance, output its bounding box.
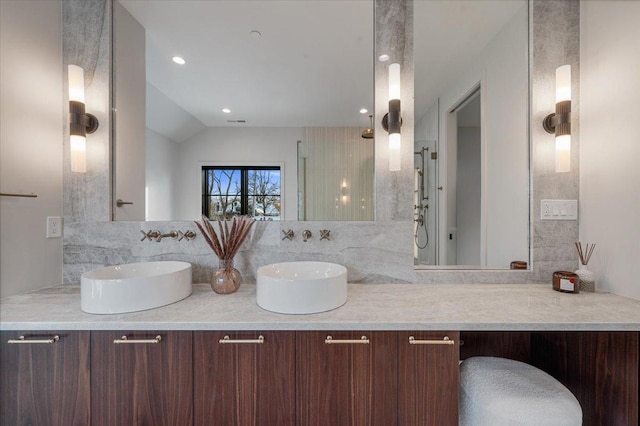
[383,62,402,171]
[543,64,571,173]
[68,64,99,173]
[70,135,87,173]
[68,64,85,103]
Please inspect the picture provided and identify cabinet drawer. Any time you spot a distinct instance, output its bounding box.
[1,330,90,426]
[194,330,295,426]
[398,331,459,426]
[296,331,398,426]
[91,330,192,426]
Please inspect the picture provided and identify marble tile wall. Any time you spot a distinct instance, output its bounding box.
[62,0,111,223]
[63,0,579,285]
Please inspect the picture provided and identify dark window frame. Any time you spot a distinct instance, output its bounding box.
[201,165,281,219]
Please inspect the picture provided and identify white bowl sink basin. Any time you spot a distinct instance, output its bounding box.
[256,261,347,314]
[81,261,192,314]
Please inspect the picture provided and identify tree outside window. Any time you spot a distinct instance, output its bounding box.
[202,166,281,220]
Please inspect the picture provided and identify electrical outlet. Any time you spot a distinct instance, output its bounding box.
[46,216,63,238]
[541,200,578,221]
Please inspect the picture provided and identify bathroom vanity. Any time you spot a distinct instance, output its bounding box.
[1,284,639,425]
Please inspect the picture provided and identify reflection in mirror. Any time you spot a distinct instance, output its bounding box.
[413,0,529,269]
[113,0,374,222]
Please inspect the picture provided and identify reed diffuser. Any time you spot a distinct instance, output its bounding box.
[575,242,596,292]
[195,215,256,294]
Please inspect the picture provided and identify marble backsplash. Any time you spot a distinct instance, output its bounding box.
[62,0,580,285]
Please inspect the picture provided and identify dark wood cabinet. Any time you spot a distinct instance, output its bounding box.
[0,330,90,426]
[296,331,398,426]
[90,330,193,426]
[2,328,636,426]
[531,331,638,426]
[398,331,460,426]
[194,330,296,425]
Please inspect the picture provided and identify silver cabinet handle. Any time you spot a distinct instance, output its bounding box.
[325,335,370,344]
[408,336,455,345]
[114,335,162,344]
[7,335,59,344]
[116,199,133,207]
[219,335,264,344]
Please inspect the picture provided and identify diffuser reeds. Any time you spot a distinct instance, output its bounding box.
[575,242,596,266]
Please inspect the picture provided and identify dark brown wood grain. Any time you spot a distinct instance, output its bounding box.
[398,331,459,426]
[296,331,398,426]
[194,330,295,426]
[460,331,531,362]
[90,330,193,426]
[0,330,90,426]
[531,331,638,426]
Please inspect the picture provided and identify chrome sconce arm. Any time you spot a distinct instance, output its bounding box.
[69,101,99,137]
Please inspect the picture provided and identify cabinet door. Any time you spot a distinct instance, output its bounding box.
[0,330,90,426]
[296,331,398,426]
[91,330,192,426]
[398,331,459,426]
[194,331,295,425]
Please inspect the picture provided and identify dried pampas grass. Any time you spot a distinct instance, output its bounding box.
[195,215,255,260]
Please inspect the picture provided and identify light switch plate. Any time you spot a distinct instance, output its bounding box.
[541,200,578,220]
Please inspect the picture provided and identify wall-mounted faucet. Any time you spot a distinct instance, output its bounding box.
[302,230,312,242]
[140,230,196,242]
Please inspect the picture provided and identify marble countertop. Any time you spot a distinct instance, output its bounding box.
[1,283,640,331]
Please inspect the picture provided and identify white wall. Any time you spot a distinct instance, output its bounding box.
[580,1,640,300]
[0,0,63,297]
[438,3,528,267]
[174,127,301,220]
[145,129,178,221]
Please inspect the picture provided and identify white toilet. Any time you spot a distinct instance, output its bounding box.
[459,356,582,426]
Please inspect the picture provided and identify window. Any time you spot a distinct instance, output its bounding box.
[202,166,281,220]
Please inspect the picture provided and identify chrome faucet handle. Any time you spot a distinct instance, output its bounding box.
[141,230,161,241]
[302,230,312,242]
[282,229,295,241]
[183,230,196,241]
[320,229,331,241]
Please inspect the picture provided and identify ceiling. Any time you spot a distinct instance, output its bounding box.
[414,0,526,116]
[117,0,524,137]
[118,0,374,129]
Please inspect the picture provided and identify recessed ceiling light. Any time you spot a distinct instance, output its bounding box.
[360,108,368,114]
[222,108,231,113]
[378,54,390,62]
[172,56,186,65]
[250,30,262,39]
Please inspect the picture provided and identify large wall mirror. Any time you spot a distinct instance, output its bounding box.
[413,0,530,269]
[113,0,374,222]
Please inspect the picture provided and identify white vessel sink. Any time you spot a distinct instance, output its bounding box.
[256,261,347,314]
[81,261,192,314]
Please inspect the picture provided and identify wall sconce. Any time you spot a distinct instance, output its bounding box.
[382,63,401,171]
[543,64,571,173]
[68,64,99,173]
